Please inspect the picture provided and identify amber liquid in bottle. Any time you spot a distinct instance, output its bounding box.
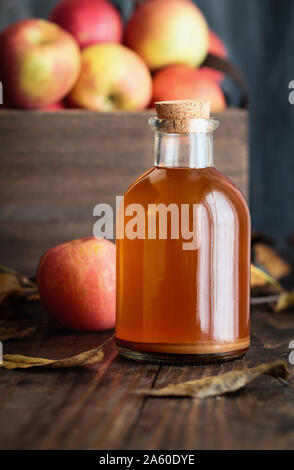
[116,103,250,363]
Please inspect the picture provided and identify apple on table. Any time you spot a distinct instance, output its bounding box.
[37,238,116,332]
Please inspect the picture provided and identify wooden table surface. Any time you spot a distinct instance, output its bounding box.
[0,302,294,450]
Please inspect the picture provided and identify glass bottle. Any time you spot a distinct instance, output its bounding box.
[115,100,250,363]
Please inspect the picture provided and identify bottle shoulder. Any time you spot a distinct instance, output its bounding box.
[124,167,155,197]
[206,167,249,206]
[125,167,248,207]
[202,168,250,224]
[123,166,250,230]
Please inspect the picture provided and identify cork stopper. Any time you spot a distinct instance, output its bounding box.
[154,100,212,134]
[155,100,210,120]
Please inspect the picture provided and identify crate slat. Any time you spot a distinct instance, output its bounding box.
[0,108,248,274]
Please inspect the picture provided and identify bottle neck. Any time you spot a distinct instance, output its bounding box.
[154,133,214,169]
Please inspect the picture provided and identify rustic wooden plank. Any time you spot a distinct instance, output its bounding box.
[0,109,248,275]
[0,221,97,275]
[0,305,160,450]
[0,109,247,201]
[0,350,159,450]
[0,305,293,450]
[125,307,294,450]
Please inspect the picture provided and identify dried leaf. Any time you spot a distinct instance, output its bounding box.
[0,273,22,303]
[24,293,40,302]
[0,335,114,370]
[0,321,38,341]
[0,266,39,304]
[253,243,291,279]
[250,264,283,293]
[20,275,37,288]
[251,294,280,306]
[0,265,19,275]
[139,361,289,399]
[275,291,294,312]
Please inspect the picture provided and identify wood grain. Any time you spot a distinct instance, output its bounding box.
[0,109,248,275]
[0,304,293,450]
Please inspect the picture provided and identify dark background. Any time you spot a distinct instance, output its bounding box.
[1,0,294,241]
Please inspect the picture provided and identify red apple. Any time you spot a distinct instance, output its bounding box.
[125,0,209,71]
[0,19,81,109]
[209,30,227,59]
[50,0,123,49]
[43,101,66,110]
[37,237,116,331]
[152,65,226,112]
[201,30,228,83]
[69,43,152,110]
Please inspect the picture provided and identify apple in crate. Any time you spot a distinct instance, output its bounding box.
[152,65,226,112]
[0,19,81,109]
[69,43,152,110]
[50,0,123,49]
[125,0,209,70]
[43,101,66,110]
[37,238,116,331]
[201,30,228,83]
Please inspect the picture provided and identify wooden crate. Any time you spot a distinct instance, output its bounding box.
[0,108,248,275]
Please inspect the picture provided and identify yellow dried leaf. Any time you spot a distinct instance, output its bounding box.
[251,264,283,293]
[253,243,291,279]
[0,335,113,370]
[139,361,289,399]
[275,291,294,312]
[0,273,22,303]
[0,321,38,341]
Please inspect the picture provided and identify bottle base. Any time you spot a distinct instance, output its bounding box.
[116,338,249,365]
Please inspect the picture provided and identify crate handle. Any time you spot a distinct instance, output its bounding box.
[201,53,249,109]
